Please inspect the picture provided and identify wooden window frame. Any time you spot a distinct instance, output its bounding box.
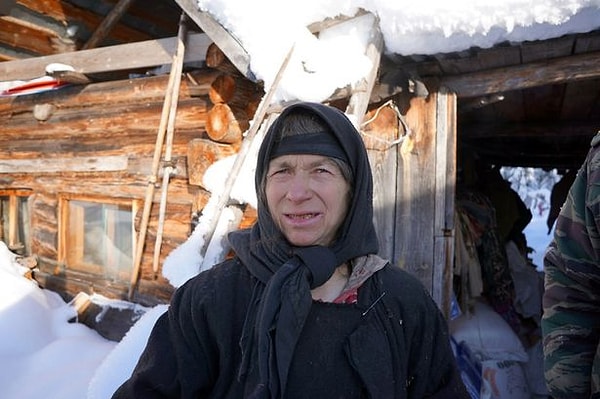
[0,189,32,254]
[58,194,140,282]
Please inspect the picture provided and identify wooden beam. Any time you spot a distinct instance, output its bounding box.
[440,51,600,98]
[0,32,211,81]
[82,0,137,50]
[174,0,254,80]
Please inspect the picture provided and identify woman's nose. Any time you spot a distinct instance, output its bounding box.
[285,174,311,201]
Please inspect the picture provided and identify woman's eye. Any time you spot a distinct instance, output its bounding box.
[269,168,289,177]
[315,167,334,175]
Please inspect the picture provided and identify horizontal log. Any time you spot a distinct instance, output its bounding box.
[0,69,216,117]
[2,173,199,205]
[0,156,128,173]
[0,100,207,141]
[0,154,190,180]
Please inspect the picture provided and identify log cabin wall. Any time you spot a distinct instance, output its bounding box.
[0,63,263,306]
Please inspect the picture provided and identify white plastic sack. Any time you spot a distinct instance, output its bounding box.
[450,300,528,362]
[480,359,530,399]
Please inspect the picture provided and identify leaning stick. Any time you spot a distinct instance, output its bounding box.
[128,14,187,300]
[151,17,188,278]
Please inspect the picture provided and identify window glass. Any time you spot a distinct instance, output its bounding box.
[64,199,134,282]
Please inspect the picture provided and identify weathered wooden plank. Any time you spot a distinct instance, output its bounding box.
[432,89,456,315]
[0,32,212,81]
[440,51,600,98]
[363,103,400,262]
[394,94,437,294]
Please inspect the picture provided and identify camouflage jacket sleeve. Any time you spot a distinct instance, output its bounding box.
[542,132,600,399]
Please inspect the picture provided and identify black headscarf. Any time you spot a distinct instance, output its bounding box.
[228,102,379,398]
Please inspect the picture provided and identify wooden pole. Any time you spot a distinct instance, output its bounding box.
[152,17,188,278]
[128,13,187,299]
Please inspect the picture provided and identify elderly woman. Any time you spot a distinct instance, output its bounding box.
[112,102,469,398]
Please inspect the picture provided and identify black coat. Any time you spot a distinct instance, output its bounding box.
[112,257,469,399]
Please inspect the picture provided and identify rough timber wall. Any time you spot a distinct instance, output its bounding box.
[0,66,260,304]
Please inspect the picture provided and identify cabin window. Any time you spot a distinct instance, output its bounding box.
[59,196,138,282]
[0,190,31,255]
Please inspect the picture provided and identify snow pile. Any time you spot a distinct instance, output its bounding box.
[0,242,116,399]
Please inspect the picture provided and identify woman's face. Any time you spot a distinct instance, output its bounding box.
[265,154,350,247]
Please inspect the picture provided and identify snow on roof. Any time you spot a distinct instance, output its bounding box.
[197,0,600,102]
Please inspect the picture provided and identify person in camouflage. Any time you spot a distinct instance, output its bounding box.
[542,131,600,399]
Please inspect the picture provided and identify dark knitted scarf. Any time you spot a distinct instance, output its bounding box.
[228,102,379,398]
